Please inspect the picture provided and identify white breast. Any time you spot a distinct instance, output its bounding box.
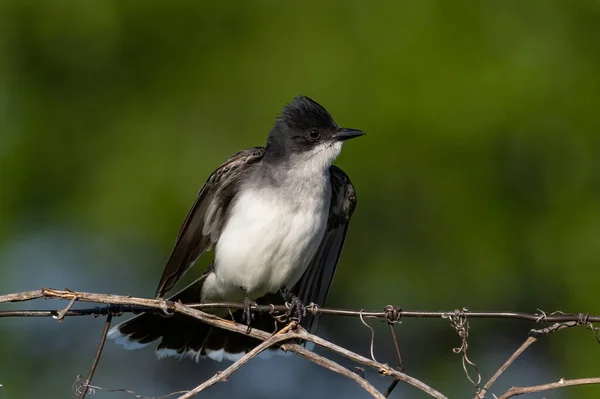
[201,181,330,302]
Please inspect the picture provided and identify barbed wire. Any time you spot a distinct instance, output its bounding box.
[2,300,600,324]
[1,287,599,399]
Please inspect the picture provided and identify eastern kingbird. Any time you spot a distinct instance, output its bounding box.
[108,96,364,362]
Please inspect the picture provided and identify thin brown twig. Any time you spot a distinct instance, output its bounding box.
[496,377,600,399]
[176,322,302,399]
[291,328,446,399]
[174,322,387,399]
[388,324,404,372]
[529,321,578,337]
[0,290,43,302]
[281,338,388,399]
[383,322,404,397]
[55,295,78,321]
[475,320,587,398]
[475,336,537,399]
[384,378,400,398]
[77,314,113,399]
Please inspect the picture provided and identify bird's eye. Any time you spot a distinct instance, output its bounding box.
[307,129,320,141]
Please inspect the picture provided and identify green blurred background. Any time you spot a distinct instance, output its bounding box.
[1,1,599,398]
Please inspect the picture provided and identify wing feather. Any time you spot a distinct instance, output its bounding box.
[154,147,265,298]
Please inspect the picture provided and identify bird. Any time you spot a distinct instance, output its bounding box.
[108,95,364,362]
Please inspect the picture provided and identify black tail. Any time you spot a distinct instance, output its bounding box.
[108,279,288,362]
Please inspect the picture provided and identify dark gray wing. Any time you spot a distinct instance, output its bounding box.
[154,147,265,298]
[291,165,357,332]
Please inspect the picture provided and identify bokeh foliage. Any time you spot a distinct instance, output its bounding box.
[1,1,599,398]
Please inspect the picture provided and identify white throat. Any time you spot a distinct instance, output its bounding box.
[288,141,343,177]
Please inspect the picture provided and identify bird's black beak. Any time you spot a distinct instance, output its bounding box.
[333,128,365,142]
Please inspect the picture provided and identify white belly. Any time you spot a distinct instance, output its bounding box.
[201,186,330,302]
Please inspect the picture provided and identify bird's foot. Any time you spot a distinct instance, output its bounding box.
[287,295,306,323]
[281,286,306,324]
[240,288,256,334]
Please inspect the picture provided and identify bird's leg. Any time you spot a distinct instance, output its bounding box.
[280,285,306,324]
[240,287,256,334]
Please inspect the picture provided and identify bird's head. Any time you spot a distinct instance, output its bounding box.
[265,96,364,170]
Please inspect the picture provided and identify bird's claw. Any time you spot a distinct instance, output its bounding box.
[241,293,256,334]
[280,285,306,325]
[286,295,306,324]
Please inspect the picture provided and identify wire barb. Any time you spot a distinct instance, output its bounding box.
[305,302,320,316]
[445,308,481,388]
[383,305,402,324]
[359,309,379,364]
[534,309,547,323]
[575,313,600,344]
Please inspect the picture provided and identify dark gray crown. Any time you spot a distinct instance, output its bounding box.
[278,96,336,131]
